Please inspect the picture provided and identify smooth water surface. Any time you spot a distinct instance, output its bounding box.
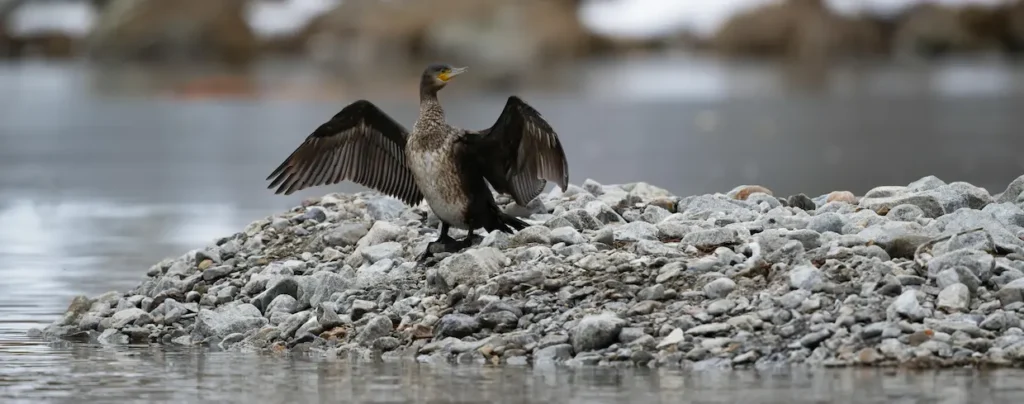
[3,57,1024,402]
[3,343,1024,403]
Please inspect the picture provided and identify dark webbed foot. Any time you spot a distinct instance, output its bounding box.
[430,237,463,253]
[415,251,434,267]
[416,238,453,266]
[415,223,461,266]
[416,226,483,266]
[457,232,483,249]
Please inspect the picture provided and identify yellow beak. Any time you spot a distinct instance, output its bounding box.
[438,66,468,82]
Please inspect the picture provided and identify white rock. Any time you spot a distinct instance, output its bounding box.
[703,278,736,299]
[656,328,685,349]
[789,265,823,291]
[937,283,971,313]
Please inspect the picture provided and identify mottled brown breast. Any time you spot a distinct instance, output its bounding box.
[406,125,473,228]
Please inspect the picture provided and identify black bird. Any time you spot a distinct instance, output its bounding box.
[266,63,570,263]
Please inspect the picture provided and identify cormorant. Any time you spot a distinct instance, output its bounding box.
[266,63,570,263]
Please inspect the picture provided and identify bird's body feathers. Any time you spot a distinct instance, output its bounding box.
[406,134,472,228]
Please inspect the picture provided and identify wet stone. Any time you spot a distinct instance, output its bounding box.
[572,313,624,353]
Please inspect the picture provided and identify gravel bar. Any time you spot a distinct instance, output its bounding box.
[32,175,1024,370]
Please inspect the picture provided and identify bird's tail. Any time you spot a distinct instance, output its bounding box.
[486,212,529,234]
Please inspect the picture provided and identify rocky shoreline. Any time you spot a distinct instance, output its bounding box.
[32,175,1024,370]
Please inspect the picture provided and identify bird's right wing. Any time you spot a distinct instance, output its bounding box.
[460,96,569,206]
[266,100,424,206]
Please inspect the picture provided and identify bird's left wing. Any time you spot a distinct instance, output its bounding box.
[459,96,569,206]
[266,100,424,206]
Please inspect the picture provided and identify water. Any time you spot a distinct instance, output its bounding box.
[2,348,1023,404]
[3,56,1024,402]
[3,343,1022,404]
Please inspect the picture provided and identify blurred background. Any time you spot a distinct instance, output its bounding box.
[4,0,1024,374]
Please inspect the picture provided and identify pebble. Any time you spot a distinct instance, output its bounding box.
[789,265,823,291]
[937,283,971,313]
[686,323,731,336]
[827,191,856,204]
[728,185,773,200]
[787,194,815,211]
[706,299,735,316]
[890,290,928,322]
[703,278,736,299]
[33,176,1024,370]
[572,313,624,353]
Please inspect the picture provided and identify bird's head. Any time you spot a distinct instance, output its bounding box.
[421,63,468,93]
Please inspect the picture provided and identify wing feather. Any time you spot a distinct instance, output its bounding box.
[266,100,424,206]
[461,96,569,206]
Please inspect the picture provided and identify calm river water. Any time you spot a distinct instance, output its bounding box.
[3,56,1024,403]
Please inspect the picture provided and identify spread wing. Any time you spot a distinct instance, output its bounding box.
[460,96,569,206]
[266,99,424,206]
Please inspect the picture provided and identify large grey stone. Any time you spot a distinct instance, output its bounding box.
[299,271,352,308]
[365,196,406,221]
[323,222,370,247]
[683,228,742,250]
[859,180,992,218]
[355,314,394,345]
[936,283,970,313]
[930,210,1024,255]
[360,241,404,263]
[435,314,481,338]
[433,247,507,291]
[192,303,268,340]
[789,265,823,291]
[550,227,586,245]
[996,175,1024,203]
[613,221,659,242]
[998,278,1024,306]
[703,278,736,299]
[572,313,625,352]
[110,308,150,329]
[927,249,995,284]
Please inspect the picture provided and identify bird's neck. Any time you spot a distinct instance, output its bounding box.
[418,90,445,123]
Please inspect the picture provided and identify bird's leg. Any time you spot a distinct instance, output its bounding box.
[417,222,458,265]
[457,229,481,249]
[434,222,455,244]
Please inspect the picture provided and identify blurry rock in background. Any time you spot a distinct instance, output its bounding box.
[1011,1,1024,51]
[3,0,1024,69]
[86,0,257,67]
[711,0,889,63]
[708,0,1024,63]
[0,0,91,59]
[298,0,595,86]
[0,4,13,58]
[892,3,994,58]
[889,1,1024,58]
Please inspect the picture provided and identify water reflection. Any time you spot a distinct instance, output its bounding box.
[2,338,1023,404]
[0,197,258,334]
[579,54,1024,100]
[3,57,1024,401]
